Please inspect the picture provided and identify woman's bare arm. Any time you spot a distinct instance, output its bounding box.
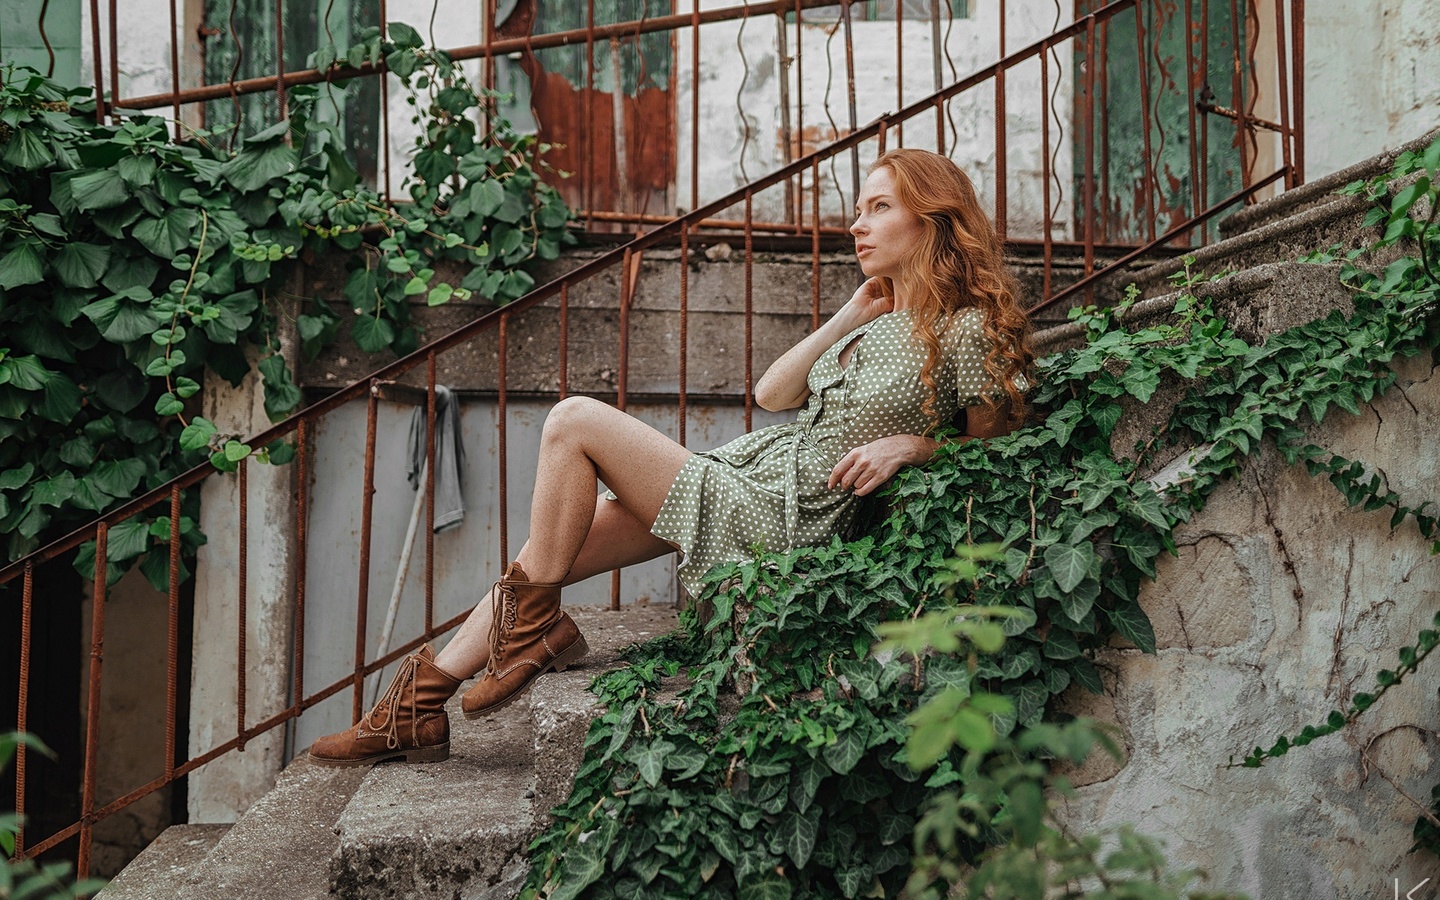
[828,401,1016,496]
[755,278,893,411]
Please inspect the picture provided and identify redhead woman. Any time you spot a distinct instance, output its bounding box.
[309,148,1033,767]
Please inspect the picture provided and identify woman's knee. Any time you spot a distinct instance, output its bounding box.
[542,396,610,443]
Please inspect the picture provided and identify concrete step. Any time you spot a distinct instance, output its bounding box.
[327,601,680,900]
[1218,128,1440,240]
[105,758,368,900]
[98,824,232,899]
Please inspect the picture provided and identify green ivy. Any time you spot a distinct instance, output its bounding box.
[521,136,1440,898]
[0,28,572,585]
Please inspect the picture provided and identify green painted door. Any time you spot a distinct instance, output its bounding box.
[0,0,83,86]
[1074,0,1247,244]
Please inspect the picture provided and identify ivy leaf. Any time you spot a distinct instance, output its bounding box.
[258,355,303,421]
[778,804,821,869]
[822,726,865,776]
[738,872,792,900]
[80,295,161,343]
[154,392,185,416]
[102,254,161,293]
[0,463,35,490]
[31,470,78,508]
[132,208,198,258]
[70,168,130,210]
[3,354,51,390]
[51,242,112,288]
[223,440,252,463]
[0,242,46,289]
[1043,541,1094,594]
[180,417,217,452]
[2,126,55,169]
[352,314,396,353]
[105,520,151,562]
[387,21,424,49]
[1108,600,1157,654]
[90,459,146,498]
[548,836,606,900]
[37,373,83,422]
[221,140,299,193]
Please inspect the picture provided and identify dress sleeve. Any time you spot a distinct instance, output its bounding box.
[951,310,1002,408]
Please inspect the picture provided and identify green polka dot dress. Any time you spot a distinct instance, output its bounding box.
[651,307,1000,597]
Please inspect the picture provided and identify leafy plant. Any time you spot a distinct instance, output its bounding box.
[521,135,1440,897]
[0,28,573,584]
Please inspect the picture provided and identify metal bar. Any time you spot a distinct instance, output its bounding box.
[354,383,379,722]
[293,421,309,715]
[793,0,804,221]
[237,458,248,749]
[1230,0,1248,188]
[559,283,569,400]
[165,487,181,780]
[994,72,1007,240]
[1083,18,1096,281]
[812,159,821,332]
[425,352,437,633]
[38,0,55,78]
[77,522,108,880]
[1272,0,1293,188]
[1030,167,1286,315]
[1099,16,1111,242]
[679,225,690,447]
[380,1,391,198]
[895,0,904,145]
[576,209,849,234]
[1194,103,1284,133]
[108,0,118,122]
[744,192,754,432]
[119,0,858,111]
[691,0,701,211]
[88,0,105,122]
[617,247,633,413]
[1183,0,1202,218]
[1040,41,1053,301]
[1292,0,1304,184]
[841,0,859,209]
[930,0,943,151]
[169,0,181,138]
[1200,0,1210,225]
[498,312,509,564]
[15,562,32,855]
[274,0,288,123]
[1135,2,1157,241]
[2,0,1145,590]
[777,9,795,221]
[584,1,596,229]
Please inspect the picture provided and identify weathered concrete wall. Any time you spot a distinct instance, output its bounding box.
[1054,338,1440,900]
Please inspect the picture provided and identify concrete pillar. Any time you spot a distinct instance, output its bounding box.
[187,347,299,822]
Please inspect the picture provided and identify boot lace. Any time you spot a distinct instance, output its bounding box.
[364,652,422,751]
[485,579,518,675]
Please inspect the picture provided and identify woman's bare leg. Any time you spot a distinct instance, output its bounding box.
[434,397,688,677]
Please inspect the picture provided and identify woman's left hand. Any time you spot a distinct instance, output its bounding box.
[828,435,939,496]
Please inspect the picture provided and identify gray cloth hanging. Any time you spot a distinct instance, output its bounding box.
[406,385,466,532]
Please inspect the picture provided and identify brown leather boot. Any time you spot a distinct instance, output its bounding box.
[461,562,589,721]
[308,644,463,767]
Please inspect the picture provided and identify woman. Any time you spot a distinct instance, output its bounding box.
[309,148,1033,767]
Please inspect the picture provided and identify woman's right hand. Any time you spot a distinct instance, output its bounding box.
[843,277,894,325]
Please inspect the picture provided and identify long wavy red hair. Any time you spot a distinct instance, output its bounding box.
[868,149,1033,427]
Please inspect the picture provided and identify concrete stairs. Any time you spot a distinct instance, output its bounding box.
[99,602,679,900]
[1042,127,1434,334]
[1035,129,1439,354]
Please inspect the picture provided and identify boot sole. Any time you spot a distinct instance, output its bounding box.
[462,634,591,722]
[308,741,450,768]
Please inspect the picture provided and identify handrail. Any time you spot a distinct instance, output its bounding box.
[0,0,1148,589]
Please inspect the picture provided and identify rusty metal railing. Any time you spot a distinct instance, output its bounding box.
[4,0,1305,879]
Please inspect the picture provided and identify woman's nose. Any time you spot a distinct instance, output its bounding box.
[849,215,865,235]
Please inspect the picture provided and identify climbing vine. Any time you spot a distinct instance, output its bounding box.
[0,27,572,586]
[522,135,1440,898]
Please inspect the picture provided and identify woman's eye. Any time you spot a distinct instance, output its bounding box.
[875,202,888,210]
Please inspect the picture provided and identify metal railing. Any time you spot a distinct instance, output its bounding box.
[3,0,1305,879]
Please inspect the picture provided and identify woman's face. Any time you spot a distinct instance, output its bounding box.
[850,167,926,282]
